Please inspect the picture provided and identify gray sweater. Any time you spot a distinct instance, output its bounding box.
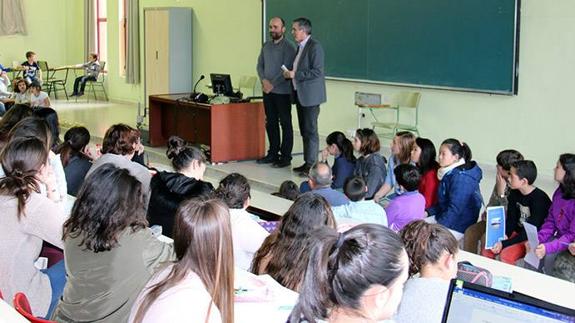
[394,277,451,323]
[256,37,296,95]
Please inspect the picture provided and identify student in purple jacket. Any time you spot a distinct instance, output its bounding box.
[526,153,575,273]
[386,164,426,232]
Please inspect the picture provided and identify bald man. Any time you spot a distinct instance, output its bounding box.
[256,17,297,168]
[308,162,349,207]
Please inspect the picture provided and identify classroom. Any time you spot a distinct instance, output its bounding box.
[0,0,574,322]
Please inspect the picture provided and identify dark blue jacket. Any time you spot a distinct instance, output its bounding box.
[427,161,483,234]
[332,154,355,190]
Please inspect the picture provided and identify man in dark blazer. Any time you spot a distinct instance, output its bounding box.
[283,17,326,177]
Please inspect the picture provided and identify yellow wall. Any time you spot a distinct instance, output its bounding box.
[2,0,574,173]
[0,0,83,70]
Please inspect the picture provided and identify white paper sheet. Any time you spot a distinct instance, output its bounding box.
[523,222,540,269]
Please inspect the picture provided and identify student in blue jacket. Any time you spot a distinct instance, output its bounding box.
[426,139,482,240]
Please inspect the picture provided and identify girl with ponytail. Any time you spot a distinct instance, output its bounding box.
[426,138,483,240]
[289,224,409,323]
[395,220,458,323]
[57,126,92,196]
[0,137,67,319]
[148,136,214,238]
[301,131,356,192]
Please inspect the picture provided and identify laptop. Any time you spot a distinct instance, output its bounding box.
[442,279,575,323]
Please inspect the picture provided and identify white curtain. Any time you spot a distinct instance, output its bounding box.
[0,0,27,36]
[84,0,97,57]
[126,0,140,84]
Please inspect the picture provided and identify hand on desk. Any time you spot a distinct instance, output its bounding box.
[262,79,274,94]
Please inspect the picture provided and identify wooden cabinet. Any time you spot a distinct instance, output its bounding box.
[144,8,192,103]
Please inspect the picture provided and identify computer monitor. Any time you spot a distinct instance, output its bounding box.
[210,73,233,96]
[442,280,575,323]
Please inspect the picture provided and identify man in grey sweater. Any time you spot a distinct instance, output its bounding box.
[256,17,297,168]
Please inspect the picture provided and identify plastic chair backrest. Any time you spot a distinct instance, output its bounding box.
[98,61,106,80]
[37,61,49,73]
[13,292,56,323]
[393,91,421,108]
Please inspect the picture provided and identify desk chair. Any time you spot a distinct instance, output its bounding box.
[38,61,69,100]
[357,91,421,139]
[84,61,108,102]
[235,75,257,98]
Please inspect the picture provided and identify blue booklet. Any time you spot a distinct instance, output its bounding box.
[485,206,506,249]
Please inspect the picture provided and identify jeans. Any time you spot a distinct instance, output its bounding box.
[0,101,5,116]
[41,259,66,319]
[295,92,320,166]
[263,93,293,161]
[73,75,97,94]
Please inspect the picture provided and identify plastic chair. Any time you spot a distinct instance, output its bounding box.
[13,292,56,323]
[38,60,69,100]
[235,75,257,98]
[85,61,108,102]
[370,91,421,139]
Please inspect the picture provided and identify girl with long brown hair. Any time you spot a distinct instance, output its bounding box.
[130,197,235,323]
[374,131,416,202]
[251,192,336,291]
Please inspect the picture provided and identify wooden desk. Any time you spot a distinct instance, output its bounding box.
[149,94,265,163]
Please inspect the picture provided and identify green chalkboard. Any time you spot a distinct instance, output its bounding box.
[265,0,520,94]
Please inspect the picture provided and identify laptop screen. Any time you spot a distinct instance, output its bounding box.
[443,281,575,323]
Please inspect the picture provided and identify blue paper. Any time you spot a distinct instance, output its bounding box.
[485,206,506,249]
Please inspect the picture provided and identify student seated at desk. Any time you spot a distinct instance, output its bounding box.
[386,164,426,232]
[526,153,575,273]
[147,136,213,238]
[332,176,388,227]
[482,160,551,265]
[300,131,355,193]
[426,139,482,240]
[352,128,387,199]
[70,53,101,97]
[464,149,523,254]
[289,224,409,323]
[53,164,174,323]
[129,198,233,323]
[0,137,67,320]
[215,173,269,271]
[21,51,42,85]
[251,193,336,291]
[395,220,458,323]
[29,82,50,108]
[374,131,415,202]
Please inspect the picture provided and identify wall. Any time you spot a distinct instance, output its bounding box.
[0,0,83,71]
[2,0,573,174]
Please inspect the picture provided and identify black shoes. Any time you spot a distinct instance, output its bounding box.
[257,155,279,164]
[271,159,291,168]
[293,163,311,177]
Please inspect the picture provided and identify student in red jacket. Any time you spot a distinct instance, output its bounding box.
[411,137,439,208]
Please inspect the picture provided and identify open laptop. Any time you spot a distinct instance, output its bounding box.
[442,279,575,323]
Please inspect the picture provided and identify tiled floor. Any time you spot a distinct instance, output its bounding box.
[53,99,559,203]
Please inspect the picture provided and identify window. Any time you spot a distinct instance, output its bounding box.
[119,0,127,77]
[96,0,107,63]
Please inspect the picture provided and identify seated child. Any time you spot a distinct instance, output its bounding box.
[527,153,575,273]
[272,180,299,201]
[71,53,101,97]
[332,176,388,226]
[21,51,42,85]
[29,82,51,108]
[482,160,551,265]
[10,78,31,105]
[386,164,426,231]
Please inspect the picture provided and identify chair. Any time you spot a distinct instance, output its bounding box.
[235,75,258,98]
[368,91,421,139]
[13,292,56,323]
[38,60,69,100]
[85,61,108,102]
